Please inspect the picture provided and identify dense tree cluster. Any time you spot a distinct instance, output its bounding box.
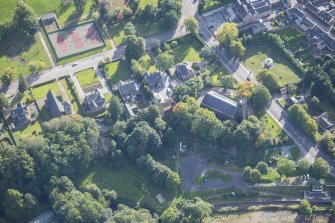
[172,77,204,102]
[0,2,37,41]
[125,35,146,62]
[161,197,212,223]
[158,0,182,28]
[250,84,272,116]
[216,22,246,58]
[288,104,318,139]
[256,69,279,93]
[244,156,329,183]
[137,154,180,188]
[124,121,162,157]
[304,56,335,108]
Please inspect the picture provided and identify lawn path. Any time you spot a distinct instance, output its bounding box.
[70,75,85,101]
[103,23,116,49]
[95,68,112,96]
[37,31,56,67]
[57,80,76,114]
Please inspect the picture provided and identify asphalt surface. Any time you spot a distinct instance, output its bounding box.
[181,154,244,192]
[2,0,332,172]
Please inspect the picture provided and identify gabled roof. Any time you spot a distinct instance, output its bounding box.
[10,102,31,127]
[287,7,304,18]
[47,90,64,118]
[84,89,105,110]
[314,113,334,131]
[144,71,164,88]
[175,63,195,81]
[319,11,333,24]
[201,91,238,119]
[305,2,319,14]
[117,81,140,97]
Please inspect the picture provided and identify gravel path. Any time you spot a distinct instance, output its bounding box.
[181,154,245,192]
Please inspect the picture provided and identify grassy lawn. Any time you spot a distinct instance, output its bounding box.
[79,161,174,212]
[109,24,127,46]
[209,63,231,87]
[250,185,309,198]
[260,114,287,139]
[56,0,95,25]
[202,0,233,13]
[243,43,301,86]
[10,92,33,106]
[279,98,287,107]
[0,0,18,22]
[275,27,313,64]
[0,0,93,25]
[138,54,156,73]
[139,0,159,8]
[0,33,51,79]
[60,78,83,115]
[259,168,280,183]
[195,171,232,185]
[105,60,129,85]
[135,21,163,38]
[31,81,61,100]
[13,121,42,139]
[26,0,61,15]
[76,68,101,89]
[172,35,204,64]
[290,146,300,161]
[322,101,335,120]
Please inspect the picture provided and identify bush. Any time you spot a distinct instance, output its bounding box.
[137,154,180,188]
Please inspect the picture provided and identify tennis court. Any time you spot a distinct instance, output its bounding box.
[48,21,105,59]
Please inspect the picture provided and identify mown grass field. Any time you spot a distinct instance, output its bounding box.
[0,33,51,79]
[79,161,174,213]
[0,0,94,25]
[172,35,204,64]
[60,78,83,115]
[201,0,233,13]
[138,54,156,73]
[76,68,101,89]
[109,24,127,47]
[275,27,313,64]
[105,60,129,85]
[0,0,18,22]
[31,81,61,100]
[243,43,301,86]
[260,114,287,139]
[13,121,42,139]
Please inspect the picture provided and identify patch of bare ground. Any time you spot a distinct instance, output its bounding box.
[206,211,330,223]
[82,83,102,93]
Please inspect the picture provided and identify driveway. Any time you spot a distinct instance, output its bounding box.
[181,154,244,192]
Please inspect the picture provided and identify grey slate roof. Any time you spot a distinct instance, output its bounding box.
[47,90,64,118]
[305,2,319,14]
[175,63,195,81]
[319,11,333,24]
[287,7,304,18]
[10,102,31,127]
[144,71,164,88]
[41,13,57,21]
[117,81,140,97]
[84,89,105,111]
[201,91,238,119]
[312,0,329,7]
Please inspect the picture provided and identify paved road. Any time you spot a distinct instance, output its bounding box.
[192,6,327,168]
[2,0,332,171]
[181,154,244,192]
[213,200,332,210]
